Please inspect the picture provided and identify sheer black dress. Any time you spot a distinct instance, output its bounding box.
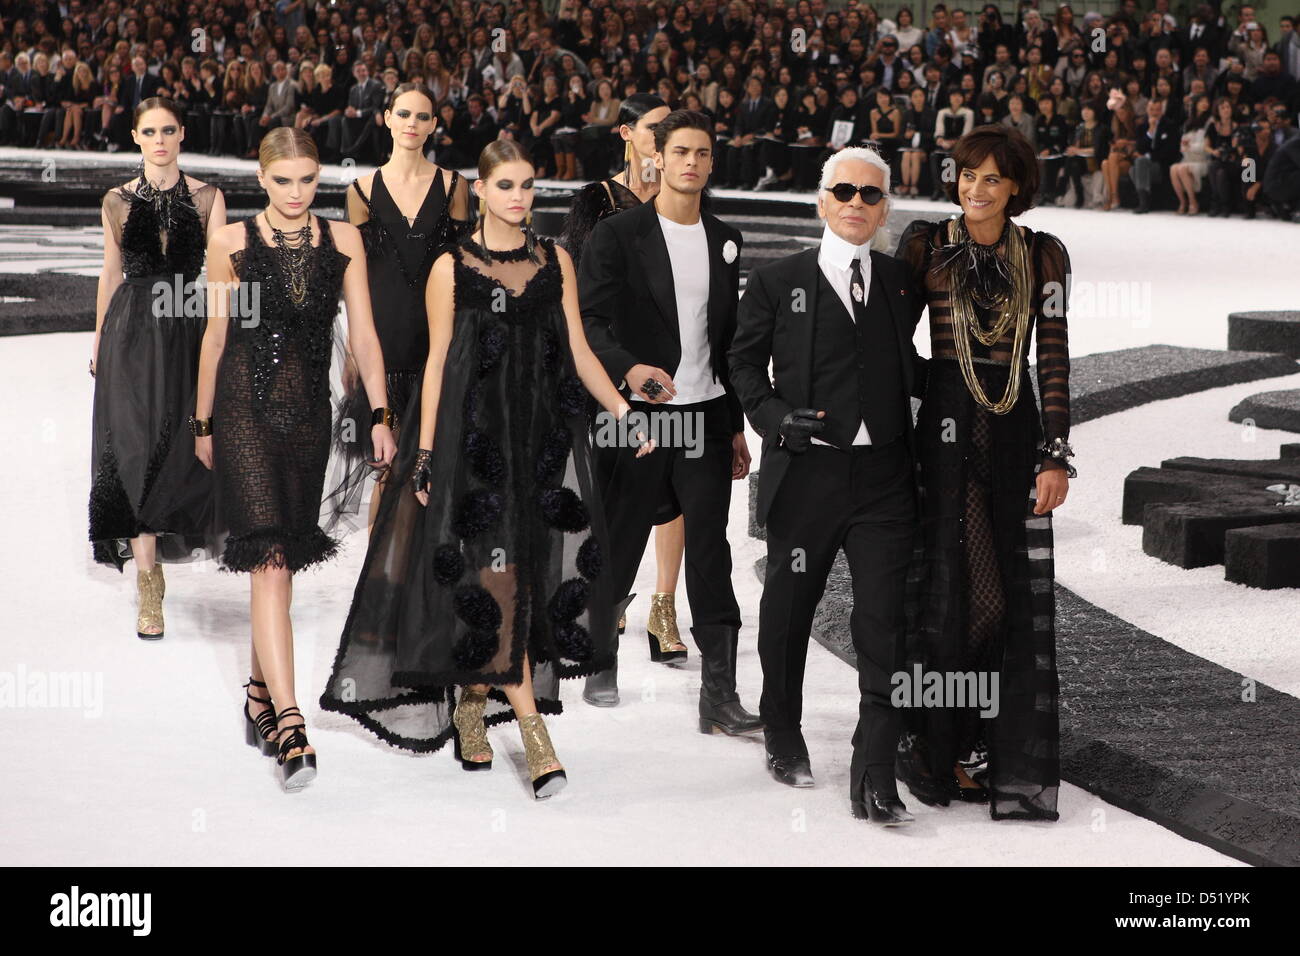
[89,177,220,571]
[326,168,469,528]
[212,215,351,573]
[319,236,618,751]
[896,217,1073,821]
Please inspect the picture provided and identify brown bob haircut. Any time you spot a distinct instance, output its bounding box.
[943,124,1040,218]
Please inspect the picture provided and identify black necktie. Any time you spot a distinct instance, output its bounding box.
[848,256,868,317]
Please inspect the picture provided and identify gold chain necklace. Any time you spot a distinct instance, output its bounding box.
[946,216,1032,415]
[265,210,313,306]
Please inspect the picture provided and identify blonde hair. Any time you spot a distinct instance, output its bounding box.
[259,126,318,168]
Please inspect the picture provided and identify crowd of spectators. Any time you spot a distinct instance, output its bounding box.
[2,0,1298,218]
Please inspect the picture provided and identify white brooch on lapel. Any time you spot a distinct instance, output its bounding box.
[722,239,738,264]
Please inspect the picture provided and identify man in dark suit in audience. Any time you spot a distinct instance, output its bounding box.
[111,55,162,150]
[338,61,385,162]
[727,75,776,188]
[1130,97,1181,213]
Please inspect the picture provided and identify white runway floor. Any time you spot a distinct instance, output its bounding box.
[1,167,1292,864]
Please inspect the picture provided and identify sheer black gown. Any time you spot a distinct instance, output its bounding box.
[212,215,351,573]
[319,236,617,751]
[89,177,220,571]
[326,168,468,529]
[896,217,1073,821]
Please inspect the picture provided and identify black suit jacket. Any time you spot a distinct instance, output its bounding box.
[121,72,162,111]
[578,199,746,434]
[728,246,928,528]
[348,78,384,117]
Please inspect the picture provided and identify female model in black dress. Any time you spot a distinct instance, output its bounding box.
[89,96,226,639]
[194,127,396,792]
[321,140,653,799]
[330,82,471,530]
[556,93,691,703]
[895,125,1074,821]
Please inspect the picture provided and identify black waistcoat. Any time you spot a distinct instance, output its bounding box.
[809,264,907,449]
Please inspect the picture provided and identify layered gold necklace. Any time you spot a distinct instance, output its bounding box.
[944,215,1032,414]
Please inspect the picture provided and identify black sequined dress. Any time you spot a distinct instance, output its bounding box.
[212,215,351,573]
[89,177,220,571]
[319,236,617,751]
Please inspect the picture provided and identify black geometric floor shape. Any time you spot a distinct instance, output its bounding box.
[1122,445,1300,586]
[1229,388,1300,432]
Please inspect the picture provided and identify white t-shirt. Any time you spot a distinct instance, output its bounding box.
[655,214,726,406]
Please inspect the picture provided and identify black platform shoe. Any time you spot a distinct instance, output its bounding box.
[274,706,317,793]
[767,753,815,788]
[895,733,952,807]
[692,624,763,735]
[242,677,278,757]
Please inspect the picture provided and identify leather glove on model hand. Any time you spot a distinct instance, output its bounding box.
[411,448,433,497]
[778,408,825,454]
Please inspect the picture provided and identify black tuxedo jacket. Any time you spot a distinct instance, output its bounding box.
[728,246,928,528]
[578,199,746,434]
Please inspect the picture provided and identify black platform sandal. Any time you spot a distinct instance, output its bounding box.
[274,706,317,793]
[243,677,278,757]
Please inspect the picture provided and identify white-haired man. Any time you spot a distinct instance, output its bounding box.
[728,146,928,825]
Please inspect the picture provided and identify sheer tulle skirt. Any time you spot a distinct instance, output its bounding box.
[88,277,216,571]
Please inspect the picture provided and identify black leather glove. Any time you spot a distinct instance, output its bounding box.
[411,448,433,496]
[778,408,824,454]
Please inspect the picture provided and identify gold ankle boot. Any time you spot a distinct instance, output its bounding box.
[136,564,165,640]
[519,712,566,799]
[452,687,493,770]
[646,592,687,663]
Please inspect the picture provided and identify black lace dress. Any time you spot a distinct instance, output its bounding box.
[896,217,1073,822]
[89,177,220,571]
[212,215,352,573]
[325,169,468,530]
[319,236,617,751]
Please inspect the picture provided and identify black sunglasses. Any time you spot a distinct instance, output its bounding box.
[825,182,885,204]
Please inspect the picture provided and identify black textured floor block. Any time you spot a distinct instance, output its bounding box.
[1055,586,1300,867]
[1122,467,1213,525]
[1160,455,1300,482]
[1142,501,1300,568]
[1228,389,1300,433]
[0,273,98,335]
[1065,345,1298,425]
[1228,311,1300,360]
[1224,524,1300,589]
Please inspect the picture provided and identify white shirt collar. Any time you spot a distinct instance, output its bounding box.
[818,223,871,274]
